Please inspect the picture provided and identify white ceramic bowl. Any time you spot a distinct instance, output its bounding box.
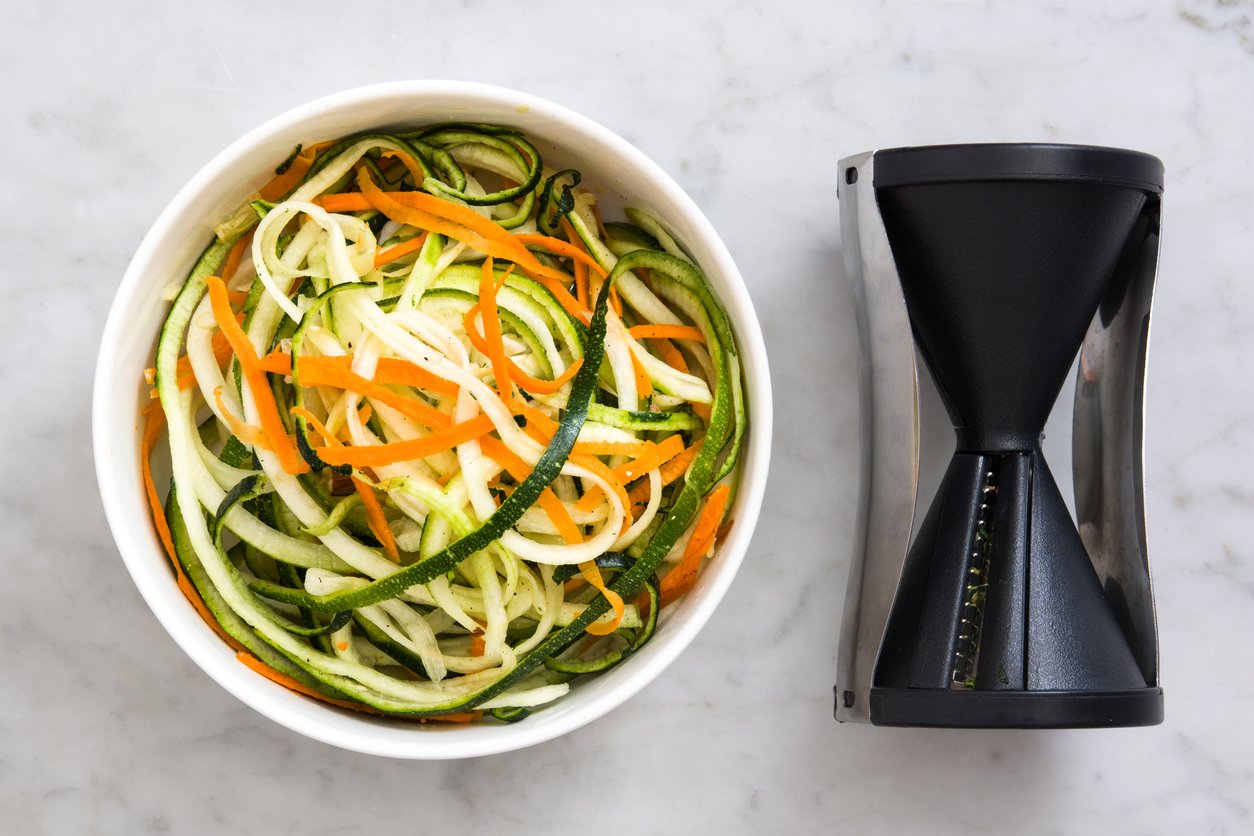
[93,81,772,758]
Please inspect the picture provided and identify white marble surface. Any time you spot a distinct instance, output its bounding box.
[4,0,1253,832]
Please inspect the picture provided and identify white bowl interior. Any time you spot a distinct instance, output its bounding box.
[93,81,772,758]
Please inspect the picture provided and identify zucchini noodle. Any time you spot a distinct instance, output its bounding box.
[144,124,747,721]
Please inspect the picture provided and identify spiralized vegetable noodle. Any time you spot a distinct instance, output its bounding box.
[142,125,746,721]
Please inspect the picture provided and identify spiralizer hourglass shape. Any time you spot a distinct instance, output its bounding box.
[836,144,1164,728]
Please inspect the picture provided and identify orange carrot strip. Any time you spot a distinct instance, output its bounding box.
[415,712,486,724]
[316,193,372,213]
[515,230,609,278]
[378,149,429,186]
[509,357,583,396]
[501,398,614,453]
[560,218,608,298]
[516,268,590,321]
[584,437,696,522]
[628,346,653,398]
[256,350,292,376]
[510,403,643,458]
[186,326,238,388]
[475,435,532,480]
[571,440,654,456]
[692,403,712,423]
[539,491,583,545]
[301,355,460,399]
[352,169,598,324]
[612,433,685,484]
[599,441,699,536]
[236,652,385,716]
[627,480,651,518]
[470,633,486,657]
[490,436,576,540]
[591,202,610,240]
[659,439,702,486]
[358,172,595,319]
[462,303,585,396]
[508,398,560,435]
[238,651,485,721]
[513,400,654,470]
[352,477,400,562]
[297,360,450,430]
[140,401,245,650]
[289,406,341,448]
[206,276,309,474]
[373,232,429,268]
[214,386,272,450]
[609,285,624,318]
[220,229,254,282]
[574,486,605,514]
[358,171,536,265]
[651,338,689,373]
[258,142,333,203]
[315,415,497,468]
[461,305,506,357]
[568,453,633,535]
[628,324,705,343]
[525,270,591,315]
[172,368,197,393]
[371,360,461,398]
[660,483,732,606]
[579,561,625,636]
[372,358,460,398]
[376,155,411,182]
[572,435,684,513]
[507,399,651,460]
[141,402,176,561]
[476,436,580,542]
[477,257,515,401]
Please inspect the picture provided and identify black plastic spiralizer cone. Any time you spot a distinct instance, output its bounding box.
[867,145,1164,727]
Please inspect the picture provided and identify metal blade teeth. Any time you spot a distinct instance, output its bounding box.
[952,469,998,689]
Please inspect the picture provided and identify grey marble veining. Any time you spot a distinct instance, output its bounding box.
[4,0,1253,833]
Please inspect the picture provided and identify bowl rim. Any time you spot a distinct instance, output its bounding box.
[93,79,773,759]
